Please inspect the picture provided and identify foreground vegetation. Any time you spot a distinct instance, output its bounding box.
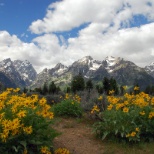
[0,88,61,154]
[1,83,154,153]
[93,89,154,143]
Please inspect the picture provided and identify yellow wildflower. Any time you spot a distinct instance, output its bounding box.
[12,129,19,136]
[13,88,20,93]
[0,101,5,110]
[23,126,33,134]
[0,112,5,121]
[11,118,21,130]
[23,149,28,154]
[1,129,9,142]
[98,96,103,100]
[140,111,145,116]
[65,93,69,99]
[135,127,139,132]
[39,97,47,106]
[126,134,130,138]
[107,104,113,110]
[123,107,129,113]
[109,90,115,95]
[40,146,51,154]
[130,131,136,137]
[54,148,70,154]
[123,86,127,90]
[17,110,26,118]
[48,112,54,119]
[149,112,154,119]
[91,105,100,114]
[134,86,139,91]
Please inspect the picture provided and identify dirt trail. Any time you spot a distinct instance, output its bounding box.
[53,117,104,154]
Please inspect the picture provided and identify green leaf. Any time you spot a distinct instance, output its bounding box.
[12,146,18,152]
[29,140,43,145]
[115,129,118,135]
[19,141,27,149]
[122,126,124,131]
[102,132,108,140]
[121,132,124,137]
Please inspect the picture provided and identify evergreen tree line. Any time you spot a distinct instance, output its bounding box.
[28,81,61,95]
[69,73,121,95]
[23,73,154,96]
[69,73,153,95]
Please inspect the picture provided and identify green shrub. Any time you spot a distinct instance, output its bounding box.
[0,88,58,154]
[93,92,154,143]
[45,93,65,105]
[52,93,83,117]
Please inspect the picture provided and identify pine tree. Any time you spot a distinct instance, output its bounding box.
[96,84,103,94]
[71,73,85,93]
[56,86,61,94]
[103,77,110,94]
[86,79,93,93]
[48,81,56,94]
[42,82,48,95]
[109,77,119,95]
[66,86,71,93]
[23,87,27,93]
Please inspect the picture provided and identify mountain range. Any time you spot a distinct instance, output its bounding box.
[0,58,37,88]
[0,56,154,90]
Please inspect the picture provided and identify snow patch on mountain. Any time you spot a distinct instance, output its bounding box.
[13,60,37,84]
[89,60,102,70]
[78,56,93,64]
[145,62,154,77]
[104,56,122,73]
[54,63,68,74]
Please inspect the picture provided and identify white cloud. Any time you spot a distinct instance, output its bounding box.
[64,22,154,67]
[0,31,51,72]
[0,31,68,73]
[29,0,154,34]
[29,0,124,34]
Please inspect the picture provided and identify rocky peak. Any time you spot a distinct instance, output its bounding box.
[13,60,37,84]
[104,56,121,66]
[145,62,154,77]
[0,58,25,87]
[74,56,93,66]
[54,63,68,70]
[103,56,122,73]
[0,58,15,74]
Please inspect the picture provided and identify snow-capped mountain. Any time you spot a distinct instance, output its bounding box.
[0,58,26,87]
[0,58,37,88]
[145,62,154,78]
[0,56,154,90]
[32,56,154,90]
[103,56,122,73]
[31,56,101,88]
[104,58,152,88]
[68,56,102,77]
[31,63,69,88]
[49,63,68,76]
[13,60,37,85]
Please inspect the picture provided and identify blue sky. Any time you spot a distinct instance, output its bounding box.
[0,0,55,41]
[0,0,154,72]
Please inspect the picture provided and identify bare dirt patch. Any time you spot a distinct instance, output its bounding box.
[53,117,104,154]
